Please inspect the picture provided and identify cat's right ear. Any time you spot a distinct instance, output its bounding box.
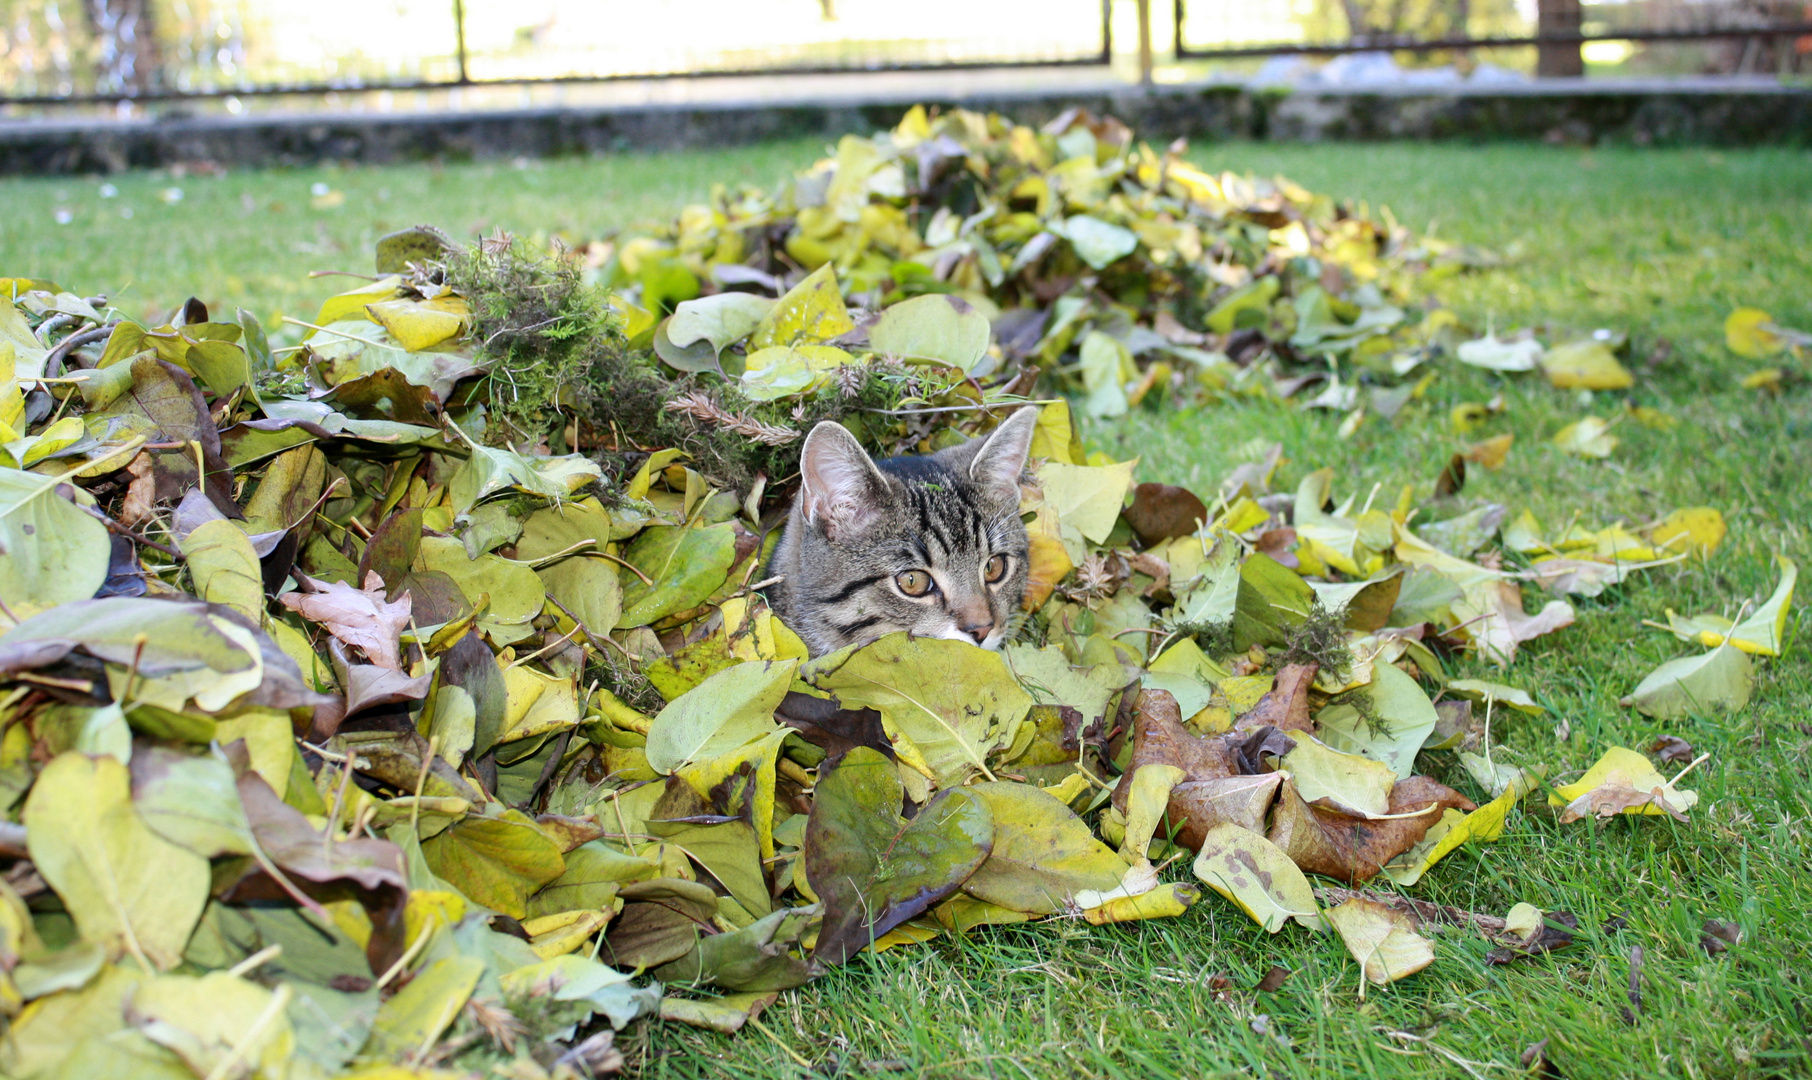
[798,421,888,541]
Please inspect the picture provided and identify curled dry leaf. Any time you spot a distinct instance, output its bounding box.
[279,571,412,670]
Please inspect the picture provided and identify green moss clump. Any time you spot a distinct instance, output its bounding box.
[1280,597,1353,681]
[447,239,630,448]
[450,240,924,494]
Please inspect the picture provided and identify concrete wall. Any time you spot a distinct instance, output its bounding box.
[2,80,1807,175]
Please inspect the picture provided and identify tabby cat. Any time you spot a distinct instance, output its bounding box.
[764,407,1038,657]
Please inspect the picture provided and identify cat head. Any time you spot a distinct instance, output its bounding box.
[788,407,1039,652]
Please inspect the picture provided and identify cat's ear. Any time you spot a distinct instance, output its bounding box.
[799,421,888,540]
[965,407,1038,499]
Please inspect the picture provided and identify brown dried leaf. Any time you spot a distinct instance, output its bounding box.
[1269,776,1475,884]
[1110,690,1237,813]
[1650,735,1695,766]
[1234,663,1318,733]
[1253,964,1293,992]
[280,571,412,670]
[1123,483,1210,546]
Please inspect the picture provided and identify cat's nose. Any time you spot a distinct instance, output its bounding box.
[961,620,994,644]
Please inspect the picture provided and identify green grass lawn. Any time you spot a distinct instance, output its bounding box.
[4,138,1809,1079]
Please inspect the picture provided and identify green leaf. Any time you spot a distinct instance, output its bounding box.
[1077,331,1130,418]
[500,953,661,1029]
[804,747,994,963]
[420,808,566,919]
[179,519,265,621]
[416,536,546,645]
[1280,731,1396,817]
[360,956,484,1059]
[0,465,112,620]
[617,523,739,627]
[806,634,1033,786]
[1058,215,1139,270]
[129,747,255,858]
[868,294,991,371]
[24,752,210,969]
[652,906,815,992]
[1620,638,1754,719]
[644,659,795,773]
[1314,663,1439,781]
[669,292,775,353]
[525,841,659,918]
[653,316,722,374]
[446,444,603,517]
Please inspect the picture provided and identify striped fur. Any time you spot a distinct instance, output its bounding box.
[764,408,1038,657]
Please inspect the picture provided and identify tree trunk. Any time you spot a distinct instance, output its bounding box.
[82,0,160,94]
[1536,0,1583,77]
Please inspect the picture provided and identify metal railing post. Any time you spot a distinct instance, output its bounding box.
[452,0,470,85]
[1137,0,1154,84]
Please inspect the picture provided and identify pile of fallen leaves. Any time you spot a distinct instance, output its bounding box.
[0,104,1800,1078]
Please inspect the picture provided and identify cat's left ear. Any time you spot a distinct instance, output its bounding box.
[965,407,1039,499]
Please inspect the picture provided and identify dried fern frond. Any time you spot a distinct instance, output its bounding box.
[664,391,801,446]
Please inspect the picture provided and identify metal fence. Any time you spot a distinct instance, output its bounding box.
[1175,0,1812,75]
[0,0,1113,105]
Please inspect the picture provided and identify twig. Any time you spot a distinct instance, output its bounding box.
[591,549,654,586]
[859,399,1062,416]
[77,503,183,558]
[43,324,116,373]
[280,316,389,349]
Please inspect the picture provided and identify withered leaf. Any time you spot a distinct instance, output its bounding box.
[280,572,412,671]
[1123,483,1210,546]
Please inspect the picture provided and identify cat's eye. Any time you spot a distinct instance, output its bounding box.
[896,570,934,597]
[984,554,1008,583]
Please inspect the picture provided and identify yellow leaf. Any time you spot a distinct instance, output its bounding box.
[1450,403,1490,434]
[1539,339,1633,389]
[1549,746,1698,817]
[1662,555,1795,656]
[1741,367,1783,391]
[1020,509,1073,611]
[309,275,402,333]
[1725,307,1783,358]
[1029,399,1079,465]
[1191,823,1321,933]
[1552,417,1618,457]
[523,909,613,959]
[1215,496,1271,534]
[1462,432,1513,470]
[366,297,468,352]
[403,889,468,949]
[1324,898,1435,990]
[1034,458,1138,544]
[1120,764,1186,861]
[1647,507,1726,557]
[1082,882,1200,925]
[748,263,854,350]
